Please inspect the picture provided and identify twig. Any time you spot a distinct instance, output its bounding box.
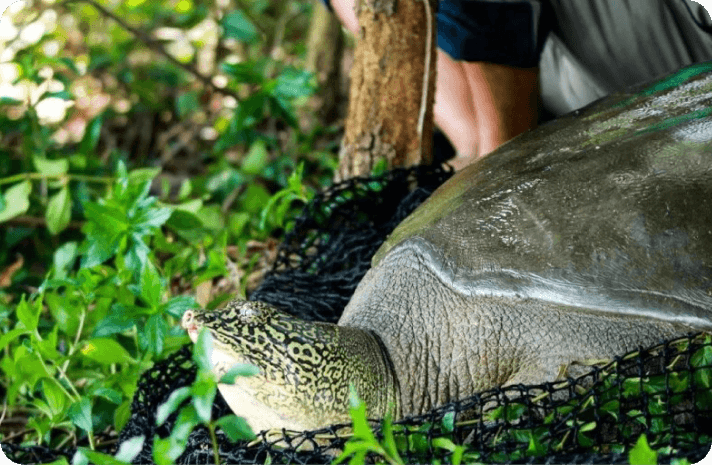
[417,0,434,158]
[3,216,84,230]
[62,0,242,103]
[0,399,7,426]
[233,0,269,37]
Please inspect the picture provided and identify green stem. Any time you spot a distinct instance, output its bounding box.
[208,423,221,465]
[0,172,115,187]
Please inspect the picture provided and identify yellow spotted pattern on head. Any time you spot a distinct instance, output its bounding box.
[189,300,374,427]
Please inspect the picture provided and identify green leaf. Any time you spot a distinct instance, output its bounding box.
[241,140,269,175]
[348,385,377,444]
[692,345,712,388]
[193,327,213,371]
[228,212,250,237]
[172,404,201,441]
[239,183,271,215]
[153,436,184,465]
[579,421,597,433]
[81,338,136,365]
[222,11,258,43]
[68,398,93,433]
[80,448,131,465]
[93,387,122,405]
[176,91,199,118]
[114,435,145,463]
[162,295,197,318]
[114,400,133,432]
[139,263,163,308]
[381,414,403,465]
[92,304,138,337]
[16,295,40,331]
[144,314,167,355]
[72,449,89,465]
[156,387,191,426]
[433,437,456,452]
[80,116,103,155]
[52,241,78,279]
[273,68,315,99]
[0,180,31,222]
[43,379,67,418]
[177,179,192,200]
[215,414,255,442]
[629,434,658,465]
[0,327,29,351]
[442,410,455,433]
[219,363,259,384]
[527,432,547,457]
[135,205,172,230]
[220,62,263,84]
[11,347,51,396]
[128,168,161,185]
[191,377,216,423]
[33,156,69,176]
[46,186,72,235]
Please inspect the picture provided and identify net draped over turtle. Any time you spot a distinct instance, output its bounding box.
[116,166,712,464]
[3,165,711,465]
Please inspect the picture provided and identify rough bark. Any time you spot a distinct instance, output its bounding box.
[337,0,437,181]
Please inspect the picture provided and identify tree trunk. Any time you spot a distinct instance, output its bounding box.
[336,0,437,181]
[305,2,346,126]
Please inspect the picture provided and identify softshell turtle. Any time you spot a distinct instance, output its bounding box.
[182,63,712,433]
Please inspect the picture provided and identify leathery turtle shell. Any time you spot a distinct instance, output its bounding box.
[339,62,712,415]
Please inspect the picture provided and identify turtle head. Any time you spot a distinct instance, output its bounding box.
[181,299,400,432]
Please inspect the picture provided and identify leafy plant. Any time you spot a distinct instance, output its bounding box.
[152,327,257,465]
[332,335,712,465]
[0,0,335,458]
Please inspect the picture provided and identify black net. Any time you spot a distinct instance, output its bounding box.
[4,165,712,464]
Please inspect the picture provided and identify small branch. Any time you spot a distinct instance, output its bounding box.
[417,0,434,158]
[62,0,242,103]
[208,423,221,465]
[233,0,270,37]
[0,399,7,426]
[2,215,84,230]
[0,172,114,187]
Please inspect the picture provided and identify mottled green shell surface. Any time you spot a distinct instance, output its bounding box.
[372,62,712,328]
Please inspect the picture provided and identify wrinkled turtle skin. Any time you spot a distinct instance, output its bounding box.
[183,62,712,433]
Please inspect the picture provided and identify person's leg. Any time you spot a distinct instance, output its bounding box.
[328,0,480,163]
[461,61,538,161]
[432,50,479,166]
[327,0,540,169]
[436,0,545,165]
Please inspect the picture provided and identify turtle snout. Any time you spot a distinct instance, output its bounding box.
[182,310,199,342]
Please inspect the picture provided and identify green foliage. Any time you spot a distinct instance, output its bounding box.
[334,386,405,465]
[0,0,333,456]
[153,327,256,463]
[334,387,478,465]
[335,336,712,465]
[630,435,658,465]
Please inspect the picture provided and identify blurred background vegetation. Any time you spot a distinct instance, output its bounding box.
[0,0,352,456]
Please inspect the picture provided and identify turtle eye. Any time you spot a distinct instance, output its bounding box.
[239,304,258,318]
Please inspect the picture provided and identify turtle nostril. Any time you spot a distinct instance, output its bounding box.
[182,310,194,329]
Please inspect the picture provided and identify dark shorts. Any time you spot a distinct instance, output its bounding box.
[321,0,550,67]
[320,0,712,113]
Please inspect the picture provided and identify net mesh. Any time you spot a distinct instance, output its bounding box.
[3,165,711,464]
